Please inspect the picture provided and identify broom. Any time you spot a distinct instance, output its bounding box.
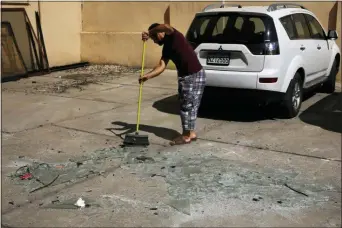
[123,41,150,147]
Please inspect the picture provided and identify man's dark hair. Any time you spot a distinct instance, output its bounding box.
[148,23,160,31]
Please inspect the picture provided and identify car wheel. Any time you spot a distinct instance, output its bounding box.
[321,59,337,93]
[281,72,303,118]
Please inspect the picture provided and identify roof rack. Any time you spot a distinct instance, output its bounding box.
[202,3,242,12]
[267,3,306,12]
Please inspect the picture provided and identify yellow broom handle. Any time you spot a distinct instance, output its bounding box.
[136,41,146,132]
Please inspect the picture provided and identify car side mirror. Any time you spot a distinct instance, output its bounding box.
[327,30,338,40]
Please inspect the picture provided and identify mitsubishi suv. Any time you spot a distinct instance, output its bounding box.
[186,3,340,118]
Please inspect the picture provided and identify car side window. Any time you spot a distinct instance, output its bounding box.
[292,13,311,39]
[304,14,326,39]
[280,15,296,39]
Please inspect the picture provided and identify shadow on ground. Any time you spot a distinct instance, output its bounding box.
[152,93,283,122]
[106,121,180,141]
[152,89,334,123]
[299,92,342,133]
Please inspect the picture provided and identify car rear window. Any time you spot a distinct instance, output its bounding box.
[186,12,278,47]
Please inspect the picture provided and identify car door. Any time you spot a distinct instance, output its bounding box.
[304,13,331,81]
[291,13,317,85]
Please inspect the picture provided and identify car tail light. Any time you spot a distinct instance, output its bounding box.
[259,77,278,83]
[246,41,280,55]
[264,41,280,55]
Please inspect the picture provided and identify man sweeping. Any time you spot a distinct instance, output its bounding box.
[140,23,206,145]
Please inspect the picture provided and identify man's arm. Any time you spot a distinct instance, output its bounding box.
[149,24,174,35]
[139,58,168,83]
[145,57,168,79]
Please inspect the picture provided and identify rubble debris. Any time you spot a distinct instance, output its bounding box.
[150,174,166,178]
[168,199,190,216]
[149,207,158,210]
[8,201,14,205]
[20,173,33,180]
[75,197,86,208]
[277,200,283,204]
[45,197,95,209]
[30,174,59,193]
[252,198,259,202]
[154,212,158,215]
[135,156,155,163]
[284,183,309,197]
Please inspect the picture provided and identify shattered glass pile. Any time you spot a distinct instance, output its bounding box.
[9,145,336,214]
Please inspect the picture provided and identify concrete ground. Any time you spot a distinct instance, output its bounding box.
[1,68,341,227]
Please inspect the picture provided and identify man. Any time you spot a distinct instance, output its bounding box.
[140,23,206,145]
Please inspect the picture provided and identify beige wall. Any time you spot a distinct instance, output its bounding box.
[81,1,342,72]
[81,2,170,67]
[39,2,82,66]
[1,1,82,68]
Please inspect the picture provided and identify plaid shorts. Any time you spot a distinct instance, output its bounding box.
[178,68,206,131]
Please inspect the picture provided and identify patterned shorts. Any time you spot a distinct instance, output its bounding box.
[178,68,206,131]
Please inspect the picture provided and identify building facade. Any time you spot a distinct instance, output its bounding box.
[1,1,341,79]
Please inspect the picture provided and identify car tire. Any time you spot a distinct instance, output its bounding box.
[281,72,303,118]
[321,59,338,93]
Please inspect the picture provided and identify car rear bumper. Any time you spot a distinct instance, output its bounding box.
[203,86,285,104]
[204,68,282,92]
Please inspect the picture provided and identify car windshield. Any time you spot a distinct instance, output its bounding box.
[186,12,277,46]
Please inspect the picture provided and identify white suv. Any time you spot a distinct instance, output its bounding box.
[186,3,340,118]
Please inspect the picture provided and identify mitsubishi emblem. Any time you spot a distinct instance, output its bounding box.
[218,45,223,51]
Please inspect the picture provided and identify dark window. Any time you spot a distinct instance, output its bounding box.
[186,12,279,55]
[291,13,311,39]
[304,14,326,39]
[186,13,277,45]
[279,15,296,39]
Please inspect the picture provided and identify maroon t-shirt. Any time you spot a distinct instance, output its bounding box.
[162,28,202,77]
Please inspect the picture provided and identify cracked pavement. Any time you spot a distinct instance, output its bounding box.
[1,69,341,227]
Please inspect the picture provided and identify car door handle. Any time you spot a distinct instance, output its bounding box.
[317,45,321,50]
[300,46,306,51]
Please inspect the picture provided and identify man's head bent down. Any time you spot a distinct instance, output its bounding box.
[148,23,165,46]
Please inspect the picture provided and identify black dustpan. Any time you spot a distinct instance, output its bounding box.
[123,132,149,147]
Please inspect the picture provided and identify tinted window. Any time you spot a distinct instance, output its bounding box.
[280,15,296,39]
[186,13,276,45]
[292,14,311,39]
[305,14,326,39]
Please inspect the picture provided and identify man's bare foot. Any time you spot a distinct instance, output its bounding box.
[189,132,197,140]
[170,135,191,146]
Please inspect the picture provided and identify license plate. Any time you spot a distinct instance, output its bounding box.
[207,56,230,66]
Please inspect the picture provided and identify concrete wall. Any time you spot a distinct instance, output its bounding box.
[1,1,82,68]
[81,2,170,67]
[39,2,82,67]
[81,1,342,73]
